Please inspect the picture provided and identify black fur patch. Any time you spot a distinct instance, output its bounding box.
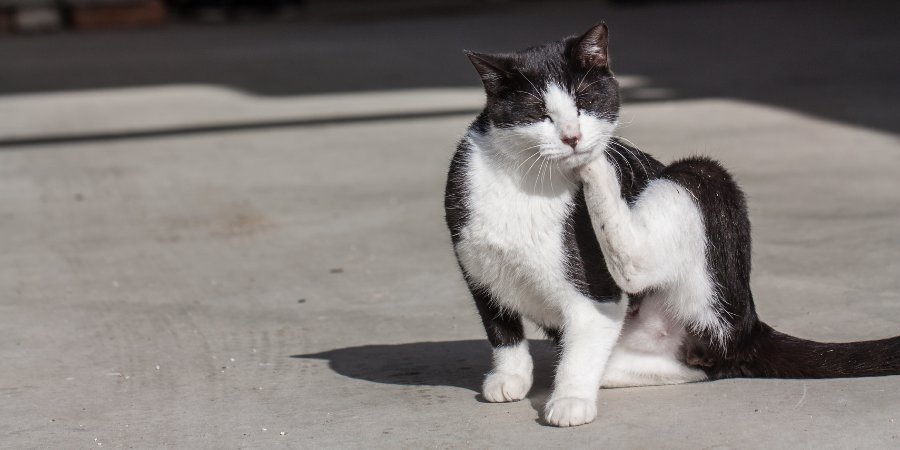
[466,37,619,129]
[563,190,620,303]
[444,131,473,246]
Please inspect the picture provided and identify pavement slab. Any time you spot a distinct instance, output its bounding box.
[1,1,899,448]
[2,91,899,448]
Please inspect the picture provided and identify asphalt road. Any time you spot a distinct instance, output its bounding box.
[1,1,899,448]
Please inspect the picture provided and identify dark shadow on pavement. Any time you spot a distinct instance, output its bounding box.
[292,339,558,397]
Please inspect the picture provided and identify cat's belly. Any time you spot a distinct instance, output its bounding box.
[602,292,708,387]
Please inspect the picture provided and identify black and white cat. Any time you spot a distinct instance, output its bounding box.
[444,23,900,427]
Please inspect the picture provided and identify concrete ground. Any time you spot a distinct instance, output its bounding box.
[1,1,899,448]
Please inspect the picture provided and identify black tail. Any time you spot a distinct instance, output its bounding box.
[713,322,900,379]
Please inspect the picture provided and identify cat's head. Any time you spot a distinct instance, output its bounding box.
[467,23,619,170]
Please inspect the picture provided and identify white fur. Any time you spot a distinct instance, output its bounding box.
[601,294,708,388]
[482,341,534,402]
[544,84,580,137]
[579,156,730,347]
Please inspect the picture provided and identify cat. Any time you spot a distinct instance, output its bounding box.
[444,23,900,427]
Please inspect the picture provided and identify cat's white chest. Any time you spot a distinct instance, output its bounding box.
[455,149,574,328]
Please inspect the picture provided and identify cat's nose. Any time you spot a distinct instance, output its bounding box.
[561,132,582,149]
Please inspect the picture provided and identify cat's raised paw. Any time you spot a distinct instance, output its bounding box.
[574,157,607,182]
[543,397,597,427]
[481,372,531,402]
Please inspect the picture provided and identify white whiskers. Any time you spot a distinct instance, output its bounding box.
[517,70,545,102]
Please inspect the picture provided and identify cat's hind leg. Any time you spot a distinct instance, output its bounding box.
[601,349,707,388]
[601,294,708,388]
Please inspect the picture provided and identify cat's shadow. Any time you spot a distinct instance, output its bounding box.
[292,339,558,413]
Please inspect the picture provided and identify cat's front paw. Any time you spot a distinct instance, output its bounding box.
[543,396,597,427]
[482,372,532,402]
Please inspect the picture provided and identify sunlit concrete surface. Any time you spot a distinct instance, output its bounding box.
[1,1,899,448]
[3,89,899,448]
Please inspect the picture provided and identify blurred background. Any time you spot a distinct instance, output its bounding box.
[2,0,899,448]
[1,0,898,131]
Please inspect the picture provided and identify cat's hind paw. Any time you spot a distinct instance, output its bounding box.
[543,397,597,427]
[481,372,531,402]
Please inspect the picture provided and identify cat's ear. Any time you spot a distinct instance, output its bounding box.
[465,51,511,93]
[574,23,610,69]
